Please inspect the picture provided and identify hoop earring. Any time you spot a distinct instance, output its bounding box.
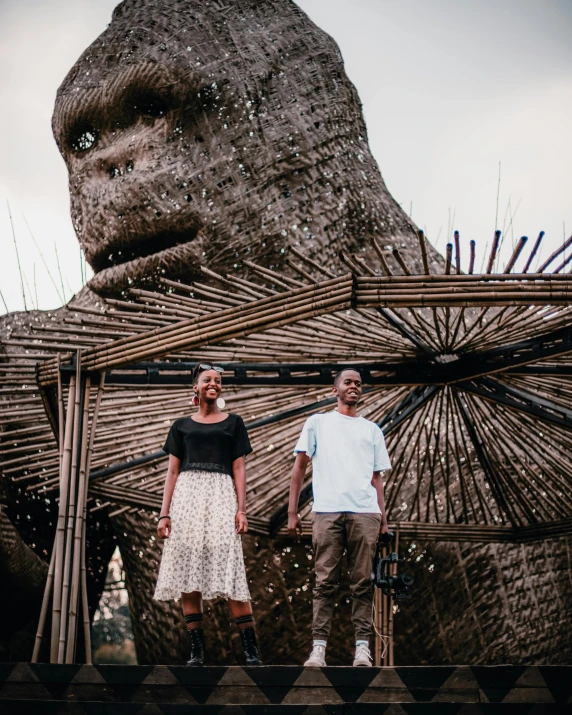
[216,397,226,409]
[192,394,199,407]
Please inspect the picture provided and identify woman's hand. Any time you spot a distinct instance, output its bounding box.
[235,512,248,534]
[157,517,171,539]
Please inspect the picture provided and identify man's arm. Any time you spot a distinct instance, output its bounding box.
[287,452,311,536]
[371,470,389,534]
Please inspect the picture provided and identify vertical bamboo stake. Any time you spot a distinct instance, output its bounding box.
[50,376,76,662]
[31,547,56,662]
[445,244,453,275]
[80,372,106,664]
[33,357,65,663]
[65,376,91,663]
[80,518,92,664]
[374,587,382,666]
[388,530,399,666]
[57,354,64,472]
[454,231,461,274]
[383,544,391,666]
[58,352,83,663]
[468,240,476,274]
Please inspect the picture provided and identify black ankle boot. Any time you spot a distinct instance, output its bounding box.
[186,628,205,666]
[239,626,262,665]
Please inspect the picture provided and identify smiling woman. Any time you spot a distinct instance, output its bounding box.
[154,363,262,666]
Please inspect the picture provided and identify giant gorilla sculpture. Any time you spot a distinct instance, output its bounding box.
[1,0,571,665]
[52,0,426,295]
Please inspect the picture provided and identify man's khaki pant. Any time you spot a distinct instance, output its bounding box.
[312,511,381,641]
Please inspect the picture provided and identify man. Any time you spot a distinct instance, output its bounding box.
[288,368,391,668]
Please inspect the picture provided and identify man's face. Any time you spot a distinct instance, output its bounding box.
[51,0,379,295]
[334,370,363,406]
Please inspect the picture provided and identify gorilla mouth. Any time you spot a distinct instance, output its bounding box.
[87,227,204,295]
[89,228,199,272]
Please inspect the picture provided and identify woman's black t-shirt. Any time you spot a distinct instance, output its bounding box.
[163,414,252,476]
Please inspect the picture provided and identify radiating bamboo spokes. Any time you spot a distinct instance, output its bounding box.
[1,242,571,664]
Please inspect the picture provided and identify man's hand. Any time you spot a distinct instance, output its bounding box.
[157,517,171,539]
[287,511,302,537]
[380,522,389,536]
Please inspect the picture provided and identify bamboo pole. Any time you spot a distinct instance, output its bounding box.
[418,230,430,275]
[370,238,393,276]
[538,234,572,272]
[445,243,453,275]
[389,529,399,666]
[374,587,383,666]
[31,547,56,662]
[50,376,76,662]
[522,231,544,273]
[338,249,365,275]
[504,236,528,273]
[79,516,91,664]
[65,375,91,663]
[57,354,64,473]
[34,272,572,386]
[31,357,65,663]
[486,230,502,273]
[243,259,305,289]
[38,276,352,381]
[454,231,461,274]
[58,352,83,662]
[80,372,105,663]
[289,245,337,279]
[392,248,411,276]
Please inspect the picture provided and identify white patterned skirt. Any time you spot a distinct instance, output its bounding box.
[154,470,251,602]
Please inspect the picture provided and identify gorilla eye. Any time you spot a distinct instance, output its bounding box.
[133,93,169,118]
[70,128,99,153]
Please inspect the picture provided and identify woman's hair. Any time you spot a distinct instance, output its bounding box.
[192,362,223,383]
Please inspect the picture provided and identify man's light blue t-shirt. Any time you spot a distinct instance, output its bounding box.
[294,410,391,513]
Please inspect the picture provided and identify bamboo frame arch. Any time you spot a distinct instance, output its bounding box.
[2,236,571,664]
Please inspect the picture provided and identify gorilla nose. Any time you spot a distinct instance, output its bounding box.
[107,160,135,179]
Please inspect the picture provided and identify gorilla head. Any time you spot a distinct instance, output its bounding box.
[53,0,416,295]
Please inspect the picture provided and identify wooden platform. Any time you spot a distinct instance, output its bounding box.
[1,663,571,713]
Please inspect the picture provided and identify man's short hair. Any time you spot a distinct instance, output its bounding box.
[333,367,363,386]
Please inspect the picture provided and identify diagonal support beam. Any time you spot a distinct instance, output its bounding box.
[458,376,572,430]
[379,385,440,432]
[376,307,435,354]
[453,390,517,527]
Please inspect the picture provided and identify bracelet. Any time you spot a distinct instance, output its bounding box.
[158,515,171,522]
[237,511,247,515]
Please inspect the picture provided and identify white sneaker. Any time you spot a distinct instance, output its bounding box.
[304,644,327,667]
[353,643,372,667]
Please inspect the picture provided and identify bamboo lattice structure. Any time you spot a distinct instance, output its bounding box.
[2,235,572,664]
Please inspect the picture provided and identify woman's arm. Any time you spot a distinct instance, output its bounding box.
[157,454,181,539]
[232,455,248,534]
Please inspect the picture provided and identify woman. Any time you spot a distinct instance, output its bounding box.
[154,363,262,666]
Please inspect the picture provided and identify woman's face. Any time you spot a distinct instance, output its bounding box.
[194,369,222,404]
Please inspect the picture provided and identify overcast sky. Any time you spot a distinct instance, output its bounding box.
[1,0,571,314]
